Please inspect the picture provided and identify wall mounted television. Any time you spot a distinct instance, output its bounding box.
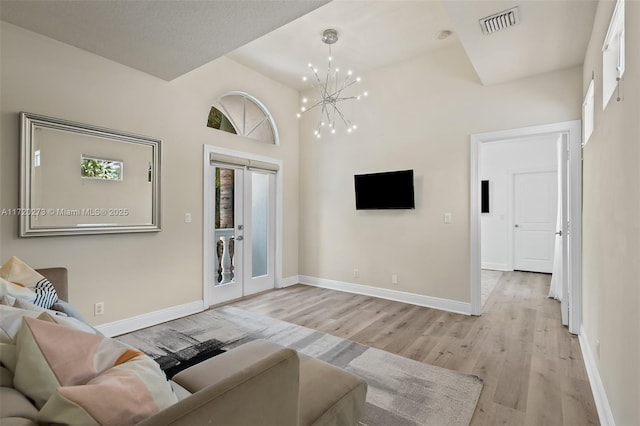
[354,169,415,210]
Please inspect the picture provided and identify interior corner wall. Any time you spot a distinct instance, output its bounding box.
[298,43,581,304]
[581,1,640,424]
[0,22,300,325]
[480,135,559,271]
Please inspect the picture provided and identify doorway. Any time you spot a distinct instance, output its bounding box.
[470,121,582,334]
[203,146,282,306]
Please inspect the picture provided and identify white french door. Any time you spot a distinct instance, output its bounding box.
[209,164,276,305]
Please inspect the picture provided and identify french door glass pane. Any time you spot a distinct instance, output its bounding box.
[215,167,235,285]
[251,172,269,277]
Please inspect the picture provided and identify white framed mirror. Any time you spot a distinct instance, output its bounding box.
[20,112,162,236]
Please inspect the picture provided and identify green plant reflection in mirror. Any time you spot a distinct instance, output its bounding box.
[81,156,123,181]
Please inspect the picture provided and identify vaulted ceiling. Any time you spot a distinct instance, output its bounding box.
[0,0,598,87]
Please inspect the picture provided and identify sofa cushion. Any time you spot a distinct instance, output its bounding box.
[11,316,177,424]
[298,354,368,426]
[0,365,13,386]
[0,419,39,426]
[0,257,58,309]
[0,387,39,420]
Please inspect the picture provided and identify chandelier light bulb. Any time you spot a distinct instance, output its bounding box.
[321,121,325,126]
[313,68,318,73]
[301,106,307,112]
[296,113,301,118]
[348,70,353,76]
[328,56,332,61]
[364,91,368,97]
[308,63,313,68]
[335,68,339,73]
[356,77,361,82]
[347,127,352,133]
[302,98,308,103]
[316,134,321,139]
[357,96,361,100]
[302,76,307,81]
[353,124,358,130]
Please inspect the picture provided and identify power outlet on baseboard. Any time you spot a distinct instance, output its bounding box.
[94,302,105,316]
[391,274,398,285]
[353,269,360,278]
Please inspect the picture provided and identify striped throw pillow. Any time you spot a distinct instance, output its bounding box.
[0,256,58,309]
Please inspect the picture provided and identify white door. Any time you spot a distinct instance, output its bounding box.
[513,171,557,273]
[210,165,276,304]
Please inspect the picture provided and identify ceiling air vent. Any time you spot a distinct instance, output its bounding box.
[479,7,520,35]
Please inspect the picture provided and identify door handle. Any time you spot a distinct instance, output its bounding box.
[235,235,244,241]
[555,230,562,236]
[514,224,520,228]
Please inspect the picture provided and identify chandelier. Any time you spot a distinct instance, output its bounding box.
[297,29,367,138]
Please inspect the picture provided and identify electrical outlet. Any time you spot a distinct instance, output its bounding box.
[353,269,359,278]
[184,213,192,223]
[391,274,398,285]
[444,213,452,224]
[94,302,105,316]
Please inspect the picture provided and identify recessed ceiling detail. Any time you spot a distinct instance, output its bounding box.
[479,7,520,35]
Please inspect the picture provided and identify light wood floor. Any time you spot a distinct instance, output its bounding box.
[228,271,598,425]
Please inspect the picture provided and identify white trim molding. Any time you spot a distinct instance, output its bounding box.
[470,120,582,332]
[95,301,204,337]
[578,327,616,426]
[299,276,471,315]
[203,144,284,306]
[279,275,300,288]
[481,263,511,272]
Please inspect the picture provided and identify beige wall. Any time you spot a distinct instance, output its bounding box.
[581,1,640,424]
[0,22,300,324]
[299,44,581,303]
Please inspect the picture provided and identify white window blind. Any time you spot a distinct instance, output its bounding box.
[209,153,279,172]
[602,0,625,109]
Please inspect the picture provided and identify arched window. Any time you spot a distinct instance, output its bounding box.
[207,92,279,145]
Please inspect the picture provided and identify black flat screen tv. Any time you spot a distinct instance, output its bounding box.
[354,169,415,210]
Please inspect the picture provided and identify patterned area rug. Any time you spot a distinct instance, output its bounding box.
[117,306,483,426]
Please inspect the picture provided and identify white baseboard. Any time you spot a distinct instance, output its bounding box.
[279,275,300,288]
[481,262,510,271]
[298,275,471,315]
[578,326,616,426]
[95,301,205,337]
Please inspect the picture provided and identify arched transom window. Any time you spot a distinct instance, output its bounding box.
[207,92,279,145]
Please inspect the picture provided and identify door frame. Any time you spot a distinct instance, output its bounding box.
[470,120,582,334]
[203,144,283,306]
[508,167,558,272]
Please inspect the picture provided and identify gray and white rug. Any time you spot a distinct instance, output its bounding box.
[117,306,483,426]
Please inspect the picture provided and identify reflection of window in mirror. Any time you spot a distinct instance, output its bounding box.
[207,92,279,145]
[20,112,161,236]
[80,156,123,181]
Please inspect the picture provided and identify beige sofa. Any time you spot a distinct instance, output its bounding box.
[1,268,368,426]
